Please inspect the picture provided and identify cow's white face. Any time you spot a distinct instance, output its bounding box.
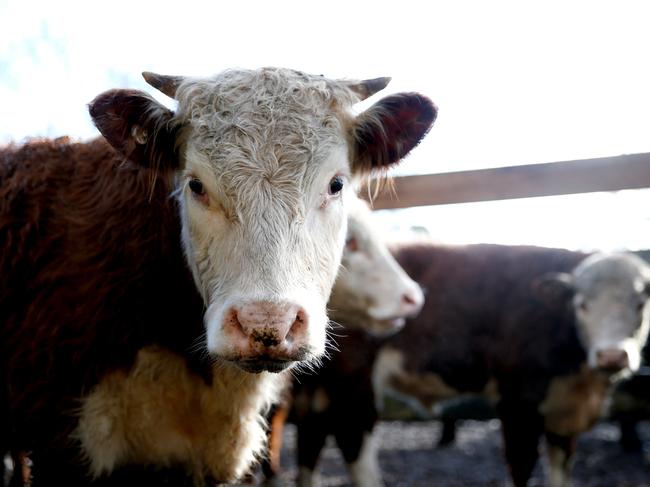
[89,67,436,372]
[328,196,424,336]
[181,137,351,370]
[571,253,650,375]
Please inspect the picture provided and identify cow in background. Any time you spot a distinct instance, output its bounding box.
[0,67,436,485]
[284,244,650,487]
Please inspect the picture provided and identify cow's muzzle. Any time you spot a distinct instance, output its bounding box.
[595,348,629,373]
[220,300,311,372]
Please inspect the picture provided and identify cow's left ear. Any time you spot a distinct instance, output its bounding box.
[531,272,576,309]
[89,89,180,171]
[350,93,437,174]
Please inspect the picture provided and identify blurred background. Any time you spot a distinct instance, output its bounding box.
[2,0,649,251]
[2,1,650,485]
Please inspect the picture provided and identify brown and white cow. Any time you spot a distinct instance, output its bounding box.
[0,67,436,485]
[283,244,650,487]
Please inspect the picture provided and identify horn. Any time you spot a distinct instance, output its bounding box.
[346,77,392,100]
[142,71,184,99]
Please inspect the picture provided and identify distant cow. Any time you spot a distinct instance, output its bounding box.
[0,67,436,485]
[284,244,650,487]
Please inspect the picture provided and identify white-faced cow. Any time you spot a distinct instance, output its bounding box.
[276,244,650,487]
[0,67,436,485]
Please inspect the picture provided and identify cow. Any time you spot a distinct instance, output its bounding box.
[0,67,436,485]
[281,243,650,487]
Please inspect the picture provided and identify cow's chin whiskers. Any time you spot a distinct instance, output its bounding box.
[324,322,343,355]
[187,331,210,362]
[325,319,346,338]
[290,356,324,378]
[284,343,327,378]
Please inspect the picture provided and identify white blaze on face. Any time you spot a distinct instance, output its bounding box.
[329,196,424,335]
[179,137,351,368]
[572,253,650,374]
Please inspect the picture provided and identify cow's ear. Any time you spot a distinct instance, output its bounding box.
[350,93,437,174]
[89,89,180,171]
[532,272,576,308]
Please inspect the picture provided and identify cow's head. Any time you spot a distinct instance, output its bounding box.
[89,67,436,373]
[328,196,424,336]
[536,253,650,376]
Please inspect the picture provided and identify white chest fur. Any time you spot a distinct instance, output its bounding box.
[75,346,286,483]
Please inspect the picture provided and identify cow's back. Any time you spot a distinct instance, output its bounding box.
[389,243,588,398]
[0,138,205,448]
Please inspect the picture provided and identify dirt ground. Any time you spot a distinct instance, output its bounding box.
[270,420,650,486]
[4,421,647,486]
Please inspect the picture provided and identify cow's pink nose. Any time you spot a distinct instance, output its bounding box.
[596,348,629,371]
[234,301,307,347]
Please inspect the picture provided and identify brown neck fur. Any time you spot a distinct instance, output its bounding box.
[0,137,206,447]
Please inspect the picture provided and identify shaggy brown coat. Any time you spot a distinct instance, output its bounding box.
[0,137,207,483]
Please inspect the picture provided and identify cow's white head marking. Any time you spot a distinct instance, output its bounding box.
[536,253,650,376]
[89,67,437,373]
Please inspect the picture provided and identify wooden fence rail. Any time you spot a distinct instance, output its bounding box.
[369,153,650,210]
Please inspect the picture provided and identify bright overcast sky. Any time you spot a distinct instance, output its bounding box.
[1,0,650,251]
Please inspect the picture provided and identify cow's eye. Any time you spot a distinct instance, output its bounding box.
[328,175,344,195]
[345,237,359,252]
[189,178,205,196]
[574,296,588,312]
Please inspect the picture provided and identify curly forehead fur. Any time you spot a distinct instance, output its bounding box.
[173,68,359,219]
[574,253,650,295]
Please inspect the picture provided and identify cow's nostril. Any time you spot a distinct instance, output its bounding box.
[402,294,417,306]
[226,308,247,336]
[287,308,308,343]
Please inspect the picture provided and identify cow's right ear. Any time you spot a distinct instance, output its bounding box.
[350,93,437,175]
[89,89,180,171]
[531,272,576,308]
